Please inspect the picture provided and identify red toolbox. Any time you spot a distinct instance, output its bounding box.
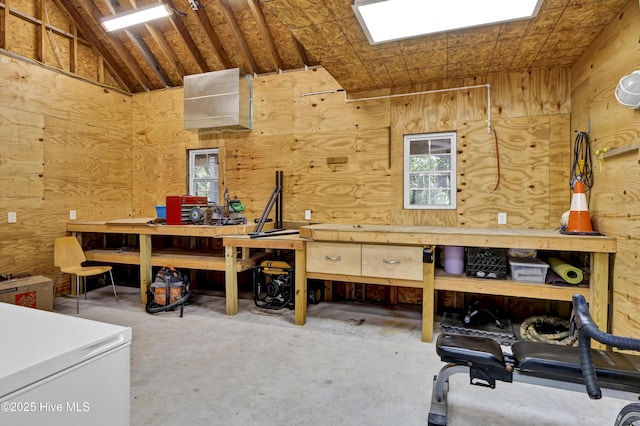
[165,196,208,225]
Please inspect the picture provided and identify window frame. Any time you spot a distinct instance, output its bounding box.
[403,131,457,210]
[188,148,219,203]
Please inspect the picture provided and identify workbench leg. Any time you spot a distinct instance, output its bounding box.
[590,252,610,348]
[225,246,238,315]
[422,247,436,343]
[323,280,333,302]
[241,247,250,260]
[294,244,307,326]
[139,234,152,305]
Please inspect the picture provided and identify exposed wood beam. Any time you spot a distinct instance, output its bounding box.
[146,24,185,83]
[105,0,173,88]
[246,0,283,71]
[292,36,308,67]
[97,55,104,82]
[50,0,83,75]
[70,23,77,74]
[0,2,75,39]
[0,1,8,49]
[38,0,45,62]
[72,0,154,90]
[125,27,173,87]
[165,0,209,73]
[57,0,135,91]
[219,0,257,73]
[120,0,184,79]
[193,6,232,69]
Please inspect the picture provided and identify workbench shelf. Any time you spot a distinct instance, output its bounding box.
[434,269,589,302]
[84,248,266,272]
[67,220,265,304]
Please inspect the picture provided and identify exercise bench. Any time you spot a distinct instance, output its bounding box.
[428,294,640,426]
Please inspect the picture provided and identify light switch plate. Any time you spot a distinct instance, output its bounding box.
[8,212,16,223]
[304,210,312,220]
[69,210,77,220]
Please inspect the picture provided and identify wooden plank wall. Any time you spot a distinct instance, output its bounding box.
[0,54,133,294]
[132,67,572,233]
[570,0,640,338]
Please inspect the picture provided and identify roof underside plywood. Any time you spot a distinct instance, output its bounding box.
[0,0,631,94]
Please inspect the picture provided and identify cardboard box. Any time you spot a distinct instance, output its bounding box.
[0,276,53,311]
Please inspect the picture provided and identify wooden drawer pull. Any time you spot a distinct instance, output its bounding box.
[383,259,401,265]
[325,255,341,262]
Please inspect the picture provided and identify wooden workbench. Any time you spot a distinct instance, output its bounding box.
[67,219,266,303]
[300,224,617,343]
[222,234,307,323]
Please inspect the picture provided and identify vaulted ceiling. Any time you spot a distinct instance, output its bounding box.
[28,0,634,94]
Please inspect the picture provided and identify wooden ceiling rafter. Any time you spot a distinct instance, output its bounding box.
[108,0,173,88]
[117,0,187,83]
[192,5,232,69]
[56,0,136,91]
[247,0,283,71]
[71,0,155,90]
[165,0,209,73]
[218,0,258,74]
[146,22,186,82]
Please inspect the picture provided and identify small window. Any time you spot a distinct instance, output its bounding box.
[403,132,457,209]
[188,148,219,203]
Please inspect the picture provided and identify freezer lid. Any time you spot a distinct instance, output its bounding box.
[0,303,132,399]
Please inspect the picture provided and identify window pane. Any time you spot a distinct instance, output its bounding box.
[430,189,451,206]
[404,132,456,209]
[193,181,208,199]
[409,140,430,155]
[189,149,219,203]
[429,139,452,154]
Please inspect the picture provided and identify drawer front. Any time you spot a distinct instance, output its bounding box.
[362,245,423,281]
[306,242,361,275]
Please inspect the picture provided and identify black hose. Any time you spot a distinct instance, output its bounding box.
[145,290,192,314]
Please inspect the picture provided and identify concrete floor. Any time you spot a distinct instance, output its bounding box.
[53,286,631,426]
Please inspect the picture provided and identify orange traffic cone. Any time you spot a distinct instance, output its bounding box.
[565,180,593,233]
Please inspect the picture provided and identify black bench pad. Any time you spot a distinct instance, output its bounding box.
[436,334,505,369]
[512,340,640,392]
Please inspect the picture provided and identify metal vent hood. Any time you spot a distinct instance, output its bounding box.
[184,68,253,134]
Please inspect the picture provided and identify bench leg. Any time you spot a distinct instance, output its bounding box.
[428,364,469,426]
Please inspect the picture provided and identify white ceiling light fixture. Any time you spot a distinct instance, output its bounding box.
[353,0,545,45]
[102,3,172,32]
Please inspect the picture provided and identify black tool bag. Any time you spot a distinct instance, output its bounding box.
[145,266,191,317]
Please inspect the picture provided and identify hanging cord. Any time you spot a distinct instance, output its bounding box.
[487,124,501,193]
[570,131,593,191]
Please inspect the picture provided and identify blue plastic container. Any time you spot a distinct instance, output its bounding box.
[155,205,166,219]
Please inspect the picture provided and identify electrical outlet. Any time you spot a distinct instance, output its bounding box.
[8,212,16,223]
[498,212,507,225]
[69,210,77,220]
[304,210,312,220]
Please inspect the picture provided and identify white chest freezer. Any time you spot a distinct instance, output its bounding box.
[0,303,132,426]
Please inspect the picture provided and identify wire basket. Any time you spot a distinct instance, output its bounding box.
[465,247,508,279]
